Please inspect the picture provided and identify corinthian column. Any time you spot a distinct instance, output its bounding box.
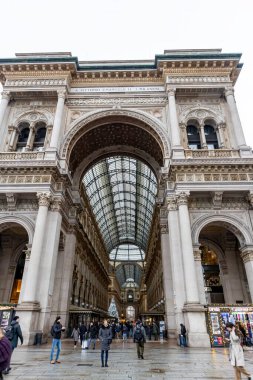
[50,90,66,149]
[225,87,247,148]
[22,192,51,303]
[177,192,200,304]
[0,91,10,128]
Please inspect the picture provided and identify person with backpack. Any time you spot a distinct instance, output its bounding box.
[3,316,23,375]
[0,327,12,380]
[50,316,65,364]
[133,320,146,359]
[180,323,187,347]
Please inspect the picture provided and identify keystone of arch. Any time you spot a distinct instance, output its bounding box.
[0,215,34,244]
[60,108,171,160]
[191,214,253,248]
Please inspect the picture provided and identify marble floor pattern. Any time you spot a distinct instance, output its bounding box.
[4,339,253,380]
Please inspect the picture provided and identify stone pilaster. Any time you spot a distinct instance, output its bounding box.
[0,91,10,128]
[240,247,253,302]
[49,90,66,150]
[225,87,251,155]
[166,87,184,158]
[193,246,206,305]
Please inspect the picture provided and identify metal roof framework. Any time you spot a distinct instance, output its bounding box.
[82,156,157,286]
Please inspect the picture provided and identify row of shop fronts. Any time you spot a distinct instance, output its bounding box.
[2,303,253,348]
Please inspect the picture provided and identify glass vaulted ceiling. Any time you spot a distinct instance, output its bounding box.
[82,156,158,261]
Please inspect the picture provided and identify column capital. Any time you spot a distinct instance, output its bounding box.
[240,247,253,263]
[24,244,32,261]
[160,222,169,234]
[1,90,11,100]
[179,122,186,129]
[176,191,190,206]
[193,249,202,261]
[57,89,66,99]
[167,87,176,97]
[167,196,178,211]
[217,122,225,129]
[248,191,253,208]
[224,86,234,98]
[37,192,52,207]
[50,197,62,212]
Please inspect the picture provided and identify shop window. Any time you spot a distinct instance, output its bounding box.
[10,253,26,304]
[16,123,30,151]
[33,122,46,151]
[204,125,219,149]
[187,125,201,149]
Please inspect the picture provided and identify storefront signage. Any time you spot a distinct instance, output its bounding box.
[209,307,220,312]
[231,307,253,312]
[70,86,165,93]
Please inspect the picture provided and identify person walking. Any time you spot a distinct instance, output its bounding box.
[0,328,12,380]
[99,320,112,368]
[88,322,97,350]
[226,322,251,380]
[71,326,79,348]
[133,321,146,359]
[180,323,187,347]
[3,315,23,375]
[50,316,65,364]
[152,321,159,341]
[79,322,87,347]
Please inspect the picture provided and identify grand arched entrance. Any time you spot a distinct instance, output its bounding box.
[64,116,166,331]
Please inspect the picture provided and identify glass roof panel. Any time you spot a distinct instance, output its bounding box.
[82,156,157,258]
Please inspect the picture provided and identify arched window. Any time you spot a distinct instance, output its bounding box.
[16,122,30,151]
[33,122,46,151]
[204,125,219,149]
[187,125,201,149]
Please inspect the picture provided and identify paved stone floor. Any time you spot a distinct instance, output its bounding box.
[4,339,253,380]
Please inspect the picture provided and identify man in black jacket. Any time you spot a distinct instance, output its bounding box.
[4,316,23,374]
[87,322,98,349]
[50,316,65,364]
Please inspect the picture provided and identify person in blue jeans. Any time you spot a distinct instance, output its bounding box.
[180,323,187,347]
[50,316,65,364]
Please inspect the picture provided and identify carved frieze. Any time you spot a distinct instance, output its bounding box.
[176,172,253,183]
[66,97,167,107]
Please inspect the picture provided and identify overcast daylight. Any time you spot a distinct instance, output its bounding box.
[1,1,253,379]
[0,0,253,144]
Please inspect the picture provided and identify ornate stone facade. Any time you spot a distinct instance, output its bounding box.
[0,49,253,347]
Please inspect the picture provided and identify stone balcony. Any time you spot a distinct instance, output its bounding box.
[185,149,240,159]
[0,151,45,160]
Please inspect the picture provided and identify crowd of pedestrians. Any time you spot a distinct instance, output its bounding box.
[1,315,253,379]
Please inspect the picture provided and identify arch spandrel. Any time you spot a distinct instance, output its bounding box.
[192,214,253,248]
[60,109,170,167]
